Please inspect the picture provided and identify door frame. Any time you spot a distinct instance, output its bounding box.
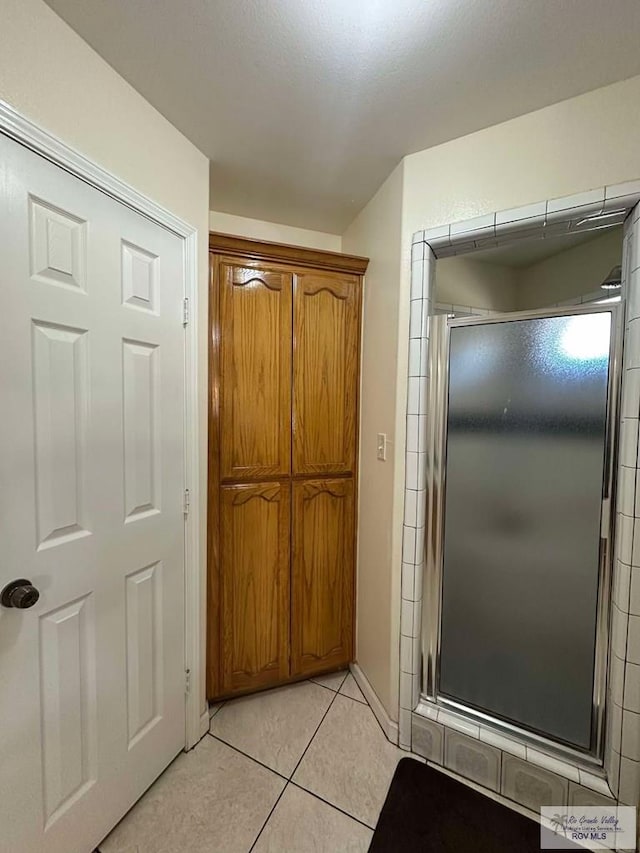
[424,303,621,767]
[0,98,204,750]
[402,184,640,805]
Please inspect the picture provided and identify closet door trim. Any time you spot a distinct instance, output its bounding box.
[210,232,369,276]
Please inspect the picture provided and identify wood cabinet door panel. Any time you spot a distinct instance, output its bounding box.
[220,482,290,694]
[293,272,360,475]
[291,478,354,676]
[220,263,292,481]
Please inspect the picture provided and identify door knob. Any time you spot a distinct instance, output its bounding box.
[1,579,40,609]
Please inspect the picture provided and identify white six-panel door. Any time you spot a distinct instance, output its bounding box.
[0,131,186,853]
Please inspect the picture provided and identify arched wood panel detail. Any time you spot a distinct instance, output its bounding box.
[291,478,355,676]
[220,482,291,694]
[208,239,365,700]
[293,271,360,476]
[219,263,292,481]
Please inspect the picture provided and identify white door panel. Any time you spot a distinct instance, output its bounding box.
[0,132,186,853]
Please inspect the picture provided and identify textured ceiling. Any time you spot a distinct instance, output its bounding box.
[45,0,640,232]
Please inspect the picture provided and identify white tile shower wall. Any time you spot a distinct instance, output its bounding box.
[411,715,444,763]
[624,661,640,712]
[434,301,493,318]
[568,782,616,808]
[444,730,501,792]
[631,569,640,615]
[400,246,425,746]
[400,190,640,805]
[621,417,640,469]
[501,755,569,812]
[399,245,434,750]
[613,203,640,805]
[400,241,512,746]
[632,537,640,578]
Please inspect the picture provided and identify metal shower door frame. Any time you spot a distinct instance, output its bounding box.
[422,301,622,766]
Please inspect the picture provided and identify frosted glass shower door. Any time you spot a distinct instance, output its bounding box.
[438,310,614,751]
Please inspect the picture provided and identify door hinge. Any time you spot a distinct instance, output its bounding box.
[185,668,191,695]
[183,488,191,516]
[182,297,190,326]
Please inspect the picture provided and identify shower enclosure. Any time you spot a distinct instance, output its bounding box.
[423,305,619,762]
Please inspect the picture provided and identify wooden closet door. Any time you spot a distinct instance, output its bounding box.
[291,478,355,676]
[293,272,360,475]
[220,482,290,694]
[219,262,292,481]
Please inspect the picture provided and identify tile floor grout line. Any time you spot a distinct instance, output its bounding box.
[247,679,361,853]
[310,680,342,696]
[288,683,343,781]
[337,687,367,705]
[206,732,290,782]
[309,670,349,692]
[101,677,392,850]
[330,690,419,774]
[313,680,367,706]
[287,779,376,831]
[248,781,290,853]
[287,689,406,834]
[207,675,358,785]
[208,700,226,720]
[356,687,398,745]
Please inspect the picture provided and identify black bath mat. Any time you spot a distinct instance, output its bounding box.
[369,758,579,852]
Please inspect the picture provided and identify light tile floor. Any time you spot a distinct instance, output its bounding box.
[99,670,423,852]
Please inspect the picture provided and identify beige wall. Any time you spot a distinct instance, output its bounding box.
[2,0,209,236]
[349,74,640,721]
[342,162,405,720]
[0,0,210,713]
[435,256,519,311]
[209,210,341,252]
[6,3,639,729]
[516,227,623,309]
[403,76,640,239]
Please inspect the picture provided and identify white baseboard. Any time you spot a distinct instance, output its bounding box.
[199,709,210,739]
[350,663,399,745]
